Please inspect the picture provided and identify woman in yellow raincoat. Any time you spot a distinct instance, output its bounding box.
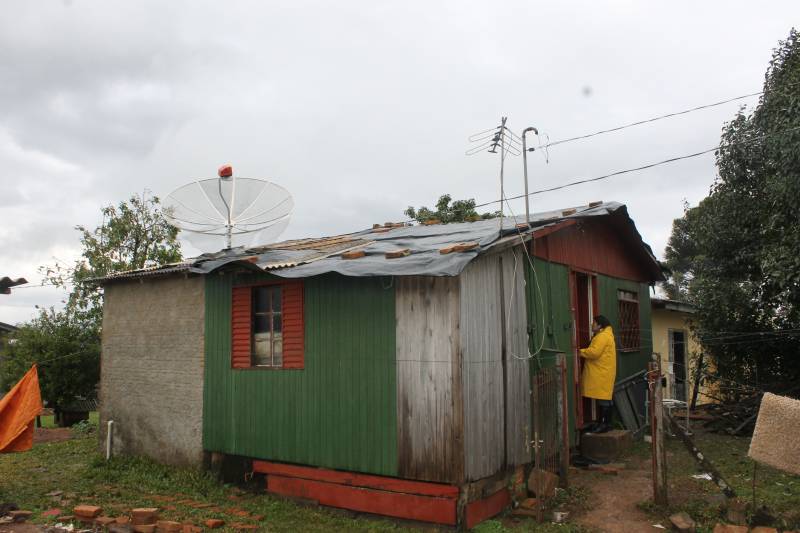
[579,315,616,433]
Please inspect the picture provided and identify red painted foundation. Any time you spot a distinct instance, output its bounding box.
[465,488,511,529]
[254,461,511,527]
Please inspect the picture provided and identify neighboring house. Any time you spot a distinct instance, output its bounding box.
[0,321,18,393]
[98,201,663,527]
[651,297,712,406]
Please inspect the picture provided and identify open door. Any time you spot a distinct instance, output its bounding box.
[571,271,598,429]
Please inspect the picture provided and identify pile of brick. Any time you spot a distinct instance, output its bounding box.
[61,506,215,532]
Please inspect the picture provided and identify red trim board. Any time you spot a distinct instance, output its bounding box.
[465,488,511,529]
[267,475,457,525]
[253,460,459,498]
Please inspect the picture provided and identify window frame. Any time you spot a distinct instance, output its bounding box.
[251,284,283,368]
[617,289,641,352]
[231,279,304,371]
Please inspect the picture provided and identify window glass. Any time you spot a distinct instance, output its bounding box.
[251,285,283,367]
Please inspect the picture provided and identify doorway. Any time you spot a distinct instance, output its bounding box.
[669,329,687,402]
[571,271,598,428]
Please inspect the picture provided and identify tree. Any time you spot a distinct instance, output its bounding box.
[404,194,500,224]
[3,308,100,420]
[42,191,182,324]
[664,29,800,396]
[0,192,181,420]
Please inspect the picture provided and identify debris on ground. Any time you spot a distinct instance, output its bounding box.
[669,511,696,532]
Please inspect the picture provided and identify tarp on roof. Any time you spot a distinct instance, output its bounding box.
[98,201,663,282]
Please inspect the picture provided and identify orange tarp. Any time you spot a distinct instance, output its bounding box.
[0,365,43,453]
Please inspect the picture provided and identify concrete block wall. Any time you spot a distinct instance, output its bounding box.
[99,275,205,466]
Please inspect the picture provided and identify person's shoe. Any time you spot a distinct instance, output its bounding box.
[583,422,600,434]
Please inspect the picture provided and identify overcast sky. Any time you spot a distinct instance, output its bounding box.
[1,1,797,324]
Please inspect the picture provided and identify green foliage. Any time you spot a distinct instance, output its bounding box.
[2,307,99,410]
[1,192,181,413]
[663,29,800,393]
[404,194,500,224]
[41,191,182,323]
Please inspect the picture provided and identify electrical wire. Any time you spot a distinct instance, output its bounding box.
[474,124,800,209]
[535,85,800,150]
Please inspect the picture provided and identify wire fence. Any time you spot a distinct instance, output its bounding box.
[531,354,569,520]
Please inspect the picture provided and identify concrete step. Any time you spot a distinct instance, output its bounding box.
[580,429,633,462]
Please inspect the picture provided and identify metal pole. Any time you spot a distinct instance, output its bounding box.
[521,127,538,227]
[499,118,507,220]
[558,352,570,488]
[649,360,668,505]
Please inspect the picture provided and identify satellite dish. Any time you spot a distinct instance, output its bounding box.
[164,165,294,251]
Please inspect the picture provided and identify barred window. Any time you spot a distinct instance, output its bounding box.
[617,289,640,351]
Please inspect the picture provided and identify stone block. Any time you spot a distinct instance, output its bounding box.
[204,519,224,529]
[527,468,559,498]
[580,430,632,462]
[9,510,32,522]
[669,511,696,532]
[751,528,778,533]
[133,525,156,533]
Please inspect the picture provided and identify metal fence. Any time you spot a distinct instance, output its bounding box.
[530,352,569,520]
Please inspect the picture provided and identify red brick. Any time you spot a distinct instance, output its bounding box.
[57,515,74,522]
[230,524,258,531]
[712,525,749,533]
[74,505,103,518]
[155,520,182,532]
[751,528,778,533]
[41,508,62,517]
[131,508,159,525]
[116,516,131,524]
[96,516,116,525]
[133,525,156,533]
[204,519,225,529]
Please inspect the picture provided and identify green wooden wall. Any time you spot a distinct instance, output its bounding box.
[203,271,398,476]
[525,258,653,445]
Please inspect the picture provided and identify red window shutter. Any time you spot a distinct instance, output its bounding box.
[231,286,252,368]
[282,281,305,369]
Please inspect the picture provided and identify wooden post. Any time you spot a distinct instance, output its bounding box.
[557,352,570,488]
[690,352,704,410]
[649,360,668,506]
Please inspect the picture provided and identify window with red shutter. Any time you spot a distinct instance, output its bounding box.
[230,281,304,369]
[617,289,640,352]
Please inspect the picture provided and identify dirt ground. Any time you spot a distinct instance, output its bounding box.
[571,454,665,533]
[32,428,72,444]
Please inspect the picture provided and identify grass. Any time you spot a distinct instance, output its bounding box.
[0,426,592,532]
[632,428,800,532]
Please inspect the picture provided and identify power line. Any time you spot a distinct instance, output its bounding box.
[535,86,797,150]
[474,124,800,209]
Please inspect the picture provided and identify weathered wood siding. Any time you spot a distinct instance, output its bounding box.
[396,276,464,483]
[460,253,504,480]
[501,248,532,466]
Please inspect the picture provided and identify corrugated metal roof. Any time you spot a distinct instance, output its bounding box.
[98,201,663,282]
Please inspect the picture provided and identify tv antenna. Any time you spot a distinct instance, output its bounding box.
[163,164,294,251]
[466,117,521,219]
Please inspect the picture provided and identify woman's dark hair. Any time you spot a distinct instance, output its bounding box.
[594,315,611,329]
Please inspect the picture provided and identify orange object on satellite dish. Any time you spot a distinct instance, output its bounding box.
[218,164,233,178]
